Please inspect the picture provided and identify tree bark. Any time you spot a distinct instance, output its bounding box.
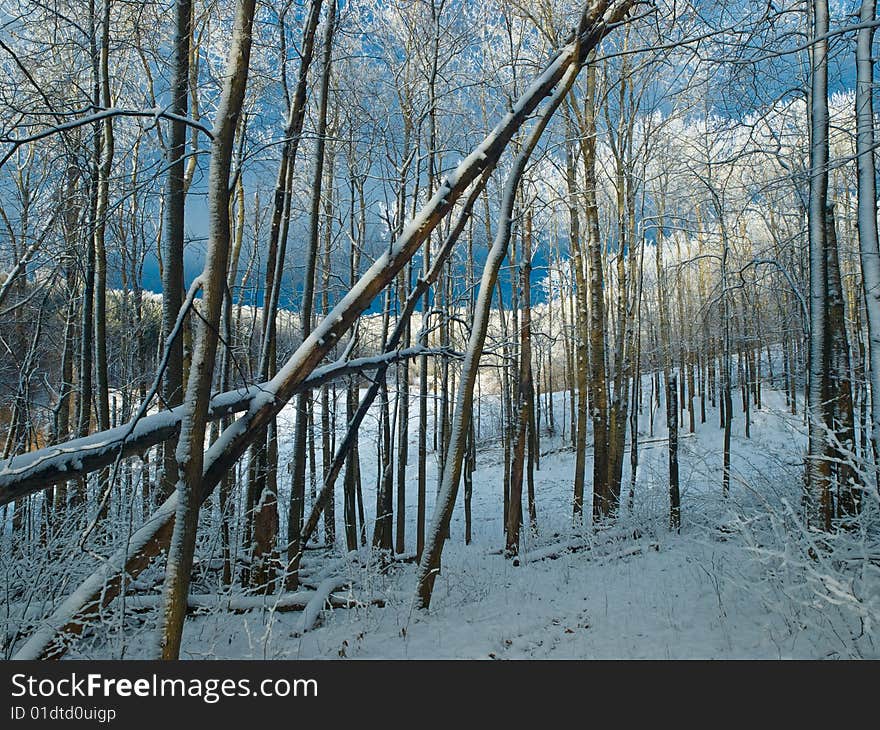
[507,254,534,556]
[825,206,859,517]
[158,0,193,502]
[158,0,257,659]
[806,0,833,532]
[564,111,592,523]
[286,0,336,592]
[668,374,680,531]
[855,0,880,487]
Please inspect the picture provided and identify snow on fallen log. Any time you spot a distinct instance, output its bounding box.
[122,588,382,614]
[514,526,647,565]
[517,538,592,563]
[521,541,658,567]
[327,592,387,609]
[296,550,366,588]
[297,576,352,634]
[8,584,378,655]
[592,545,658,565]
[125,587,386,617]
[299,555,349,587]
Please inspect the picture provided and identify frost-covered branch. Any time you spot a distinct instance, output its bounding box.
[0,347,434,507]
[0,107,213,169]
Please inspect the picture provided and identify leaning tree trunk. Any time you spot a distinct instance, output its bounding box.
[293,172,490,560]
[417,59,581,609]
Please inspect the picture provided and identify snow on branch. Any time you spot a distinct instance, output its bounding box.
[0,346,435,507]
[0,107,214,169]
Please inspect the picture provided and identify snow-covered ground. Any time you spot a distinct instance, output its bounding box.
[44,376,877,660]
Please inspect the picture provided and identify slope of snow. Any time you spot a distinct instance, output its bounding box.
[50,378,879,660]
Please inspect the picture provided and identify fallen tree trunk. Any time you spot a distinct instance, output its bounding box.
[122,591,320,613]
[297,576,352,634]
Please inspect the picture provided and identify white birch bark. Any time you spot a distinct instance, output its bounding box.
[856,0,880,480]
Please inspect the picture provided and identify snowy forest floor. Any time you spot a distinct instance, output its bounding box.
[8,381,880,659]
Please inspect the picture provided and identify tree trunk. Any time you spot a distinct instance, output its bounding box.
[158,0,257,659]
[158,0,193,502]
[507,254,534,556]
[855,0,880,487]
[806,0,833,532]
[417,59,580,609]
[668,374,680,531]
[825,206,859,517]
[565,112,592,523]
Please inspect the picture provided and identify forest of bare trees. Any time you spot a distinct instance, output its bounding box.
[1,0,879,660]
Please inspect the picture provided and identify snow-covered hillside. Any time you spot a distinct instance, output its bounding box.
[44,382,877,660]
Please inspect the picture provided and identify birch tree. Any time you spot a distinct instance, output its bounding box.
[855,0,880,483]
